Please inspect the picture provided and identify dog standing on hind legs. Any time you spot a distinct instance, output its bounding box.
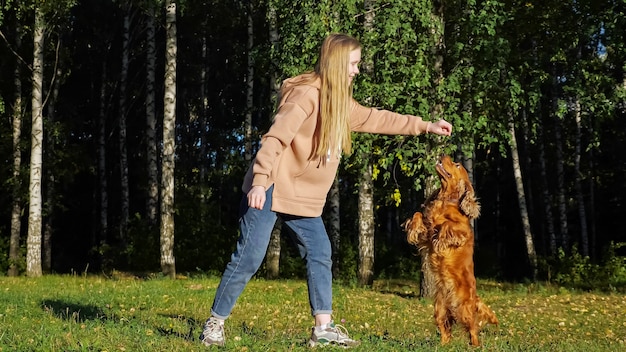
[404,155,498,347]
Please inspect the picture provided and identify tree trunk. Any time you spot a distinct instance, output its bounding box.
[26,7,45,277]
[200,35,208,185]
[98,61,109,264]
[264,3,282,279]
[461,153,477,238]
[419,178,438,299]
[573,98,589,257]
[554,114,569,251]
[509,119,537,279]
[8,23,23,277]
[358,161,375,286]
[160,0,177,279]
[43,48,63,274]
[552,68,569,252]
[587,128,597,260]
[146,2,159,226]
[118,5,131,247]
[244,2,254,163]
[328,178,341,277]
[420,0,446,299]
[538,118,556,255]
[265,220,282,279]
[357,0,376,287]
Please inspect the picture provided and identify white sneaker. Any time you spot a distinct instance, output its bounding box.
[199,317,225,347]
[308,321,360,348]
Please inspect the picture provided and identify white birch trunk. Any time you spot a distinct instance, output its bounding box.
[509,120,537,279]
[358,162,375,286]
[160,0,177,278]
[328,178,341,277]
[266,220,282,279]
[26,7,45,277]
[552,71,569,251]
[554,119,569,250]
[146,3,159,225]
[573,98,589,256]
[357,0,377,287]
[9,23,23,277]
[264,2,282,279]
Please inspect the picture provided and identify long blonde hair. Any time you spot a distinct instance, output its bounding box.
[315,33,361,157]
[285,34,359,159]
[279,34,360,159]
[316,34,360,158]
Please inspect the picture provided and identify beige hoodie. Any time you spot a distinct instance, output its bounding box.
[243,74,430,217]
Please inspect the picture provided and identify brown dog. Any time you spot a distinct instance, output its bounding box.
[404,155,498,346]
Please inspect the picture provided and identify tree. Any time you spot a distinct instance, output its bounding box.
[118,2,131,247]
[145,0,159,226]
[26,4,45,277]
[356,0,376,287]
[509,118,538,279]
[160,0,177,278]
[264,0,282,279]
[8,22,23,277]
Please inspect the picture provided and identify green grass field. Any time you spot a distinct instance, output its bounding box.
[0,274,624,351]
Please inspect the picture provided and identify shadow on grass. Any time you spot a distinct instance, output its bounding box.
[41,300,198,342]
[41,299,113,322]
[156,313,197,341]
[372,279,420,299]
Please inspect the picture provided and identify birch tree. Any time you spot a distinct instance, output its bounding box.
[160,0,177,278]
[264,0,282,279]
[327,179,341,277]
[509,119,538,279]
[26,4,45,277]
[145,1,159,226]
[356,0,376,287]
[8,23,23,277]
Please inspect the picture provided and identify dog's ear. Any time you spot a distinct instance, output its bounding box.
[459,181,481,219]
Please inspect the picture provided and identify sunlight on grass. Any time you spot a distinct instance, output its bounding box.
[0,275,624,351]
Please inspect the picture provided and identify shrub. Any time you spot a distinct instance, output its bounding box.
[543,242,626,292]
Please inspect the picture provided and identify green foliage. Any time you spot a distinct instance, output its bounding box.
[541,242,626,292]
[0,235,9,273]
[334,232,359,283]
[124,213,160,271]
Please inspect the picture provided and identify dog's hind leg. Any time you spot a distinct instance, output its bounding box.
[434,295,453,344]
[458,300,481,346]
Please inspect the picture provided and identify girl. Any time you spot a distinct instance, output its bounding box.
[200,33,452,348]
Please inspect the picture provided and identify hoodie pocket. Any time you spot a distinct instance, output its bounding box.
[293,159,340,200]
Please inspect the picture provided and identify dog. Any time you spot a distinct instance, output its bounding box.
[404,155,498,346]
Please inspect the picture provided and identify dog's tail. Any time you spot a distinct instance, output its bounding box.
[477,298,499,327]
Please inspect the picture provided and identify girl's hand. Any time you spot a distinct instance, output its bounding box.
[428,119,453,136]
[247,185,267,210]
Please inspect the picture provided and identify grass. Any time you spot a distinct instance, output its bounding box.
[0,274,624,351]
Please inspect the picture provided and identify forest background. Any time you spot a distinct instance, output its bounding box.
[0,0,625,291]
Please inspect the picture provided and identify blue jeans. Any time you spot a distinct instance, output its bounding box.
[211,185,333,319]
